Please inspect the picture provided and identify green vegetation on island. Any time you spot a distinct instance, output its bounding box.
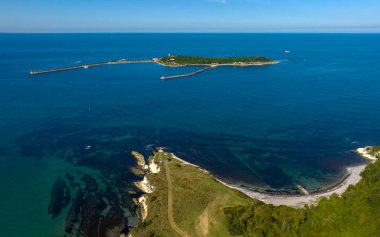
[158,55,276,66]
[131,146,380,237]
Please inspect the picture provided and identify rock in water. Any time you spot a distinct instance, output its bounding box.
[130,167,145,177]
[131,151,146,169]
[48,177,71,219]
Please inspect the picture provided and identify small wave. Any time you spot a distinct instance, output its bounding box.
[145,144,155,150]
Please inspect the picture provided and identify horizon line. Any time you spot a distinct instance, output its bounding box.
[1,32,380,34]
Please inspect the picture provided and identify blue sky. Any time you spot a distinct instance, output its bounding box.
[1,0,379,33]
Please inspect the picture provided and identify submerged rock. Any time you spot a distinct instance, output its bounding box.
[130,167,145,177]
[82,194,107,237]
[65,189,84,234]
[81,174,99,193]
[48,177,71,219]
[15,126,150,236]
[66,172,79,188]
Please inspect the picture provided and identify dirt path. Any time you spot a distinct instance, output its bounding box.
[165,161,189,237]
[197,195,229,237]
[197,202,210,236]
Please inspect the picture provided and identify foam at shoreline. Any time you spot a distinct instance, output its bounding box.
[222,164,367,207]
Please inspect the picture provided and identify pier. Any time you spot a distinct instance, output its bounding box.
[160,66,214,80]
[29,59,154,75]
[29,58,218,80]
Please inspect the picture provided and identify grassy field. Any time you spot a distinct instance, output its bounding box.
[130,152,251,237]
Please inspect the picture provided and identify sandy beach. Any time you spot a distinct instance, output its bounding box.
[167,147,377,208]
[223,164,367,207]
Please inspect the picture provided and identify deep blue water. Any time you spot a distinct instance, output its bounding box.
[1,33,380,236]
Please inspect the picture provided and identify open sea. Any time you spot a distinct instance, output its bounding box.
[0,33,380,236]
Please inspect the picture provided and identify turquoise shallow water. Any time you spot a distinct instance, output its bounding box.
[1,33,380,236]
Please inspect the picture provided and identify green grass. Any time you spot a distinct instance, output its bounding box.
[131,152,251,237]
[372,146,380,152]
[366,146,380,158]
[159,55,274,65]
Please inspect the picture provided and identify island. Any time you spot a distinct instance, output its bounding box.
[128,146,380,237]
[156,55,278,67]
[29,55,279,80]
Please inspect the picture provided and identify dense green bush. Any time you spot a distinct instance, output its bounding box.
[224,152,380,237]
[160,55,274,64]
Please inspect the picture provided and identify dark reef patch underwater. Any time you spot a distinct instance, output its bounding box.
[15,124,150,236]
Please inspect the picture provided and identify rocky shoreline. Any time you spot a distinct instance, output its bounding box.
[130,150,162,229]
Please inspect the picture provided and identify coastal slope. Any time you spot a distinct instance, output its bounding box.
[131,146,380,237]
[131,150,251,237]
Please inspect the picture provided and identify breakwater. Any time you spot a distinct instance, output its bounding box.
[29,59,153,75]
[160,66,213,80]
